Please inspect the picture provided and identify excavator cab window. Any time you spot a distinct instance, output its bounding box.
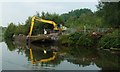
[57,24,63,28]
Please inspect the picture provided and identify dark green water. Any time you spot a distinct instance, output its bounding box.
[1,40,119,70]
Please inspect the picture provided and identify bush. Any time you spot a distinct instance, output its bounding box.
[69,32,82,44]
[4,23,17,39]
[99,29,120,49]
[59,34,72,45]
[59,32,95,47]
[76,34,94,47]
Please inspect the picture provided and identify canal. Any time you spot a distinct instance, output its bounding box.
[1,40,119,70]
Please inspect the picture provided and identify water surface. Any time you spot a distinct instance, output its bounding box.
[1,40,119,70]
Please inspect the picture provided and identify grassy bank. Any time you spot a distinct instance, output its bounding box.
[59,29,120,50]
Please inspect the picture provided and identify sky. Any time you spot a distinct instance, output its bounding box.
[0,0,99,27]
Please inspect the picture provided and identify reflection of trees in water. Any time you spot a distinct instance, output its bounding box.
[5,40,119,70]
[95,50,119,70]
[13,41,64,67]
[5,39,64,67]
[64,47,99,67]
[63,46,119,70]
[5,39,16,51]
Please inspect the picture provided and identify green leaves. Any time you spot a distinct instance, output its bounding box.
[59,32,95,47]
[4,23,17,39]
[96,2,120,28]
[61,8,105,28]
[99,29,120,49]
[60,29,120,49]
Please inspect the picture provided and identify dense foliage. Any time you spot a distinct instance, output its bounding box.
[3,1,120,49]
[59,32,95,47]
[59,2,120,48]
[99,29,120,49]
[61,8,103,28]
[4,8,102,39]
[4,23,16,39]
[96,2,120,28]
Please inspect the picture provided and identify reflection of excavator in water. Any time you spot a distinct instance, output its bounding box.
[29,47,57,64]
[28,16,67,36]
[27,42,58,64]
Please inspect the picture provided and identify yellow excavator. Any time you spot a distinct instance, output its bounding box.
[28,16,67,36]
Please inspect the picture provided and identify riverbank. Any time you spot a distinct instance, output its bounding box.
[59,29,120,50]
[4,28,120,52]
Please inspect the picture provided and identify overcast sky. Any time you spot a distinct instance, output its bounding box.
[1,1,99,27]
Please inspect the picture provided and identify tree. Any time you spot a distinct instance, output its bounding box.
[96,2,120,28]
[4,23,16,39]
[61,8,93,23]
[24,16,32,35]
[15,23,26,35]
[41,11,45,18]
[62,8,104,28]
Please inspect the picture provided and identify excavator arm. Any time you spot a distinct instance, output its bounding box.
[28,16,61,36]
[35,18,58,29]
[29,16,36,36]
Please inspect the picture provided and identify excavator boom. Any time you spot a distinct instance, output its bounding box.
[28,16,66,36]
